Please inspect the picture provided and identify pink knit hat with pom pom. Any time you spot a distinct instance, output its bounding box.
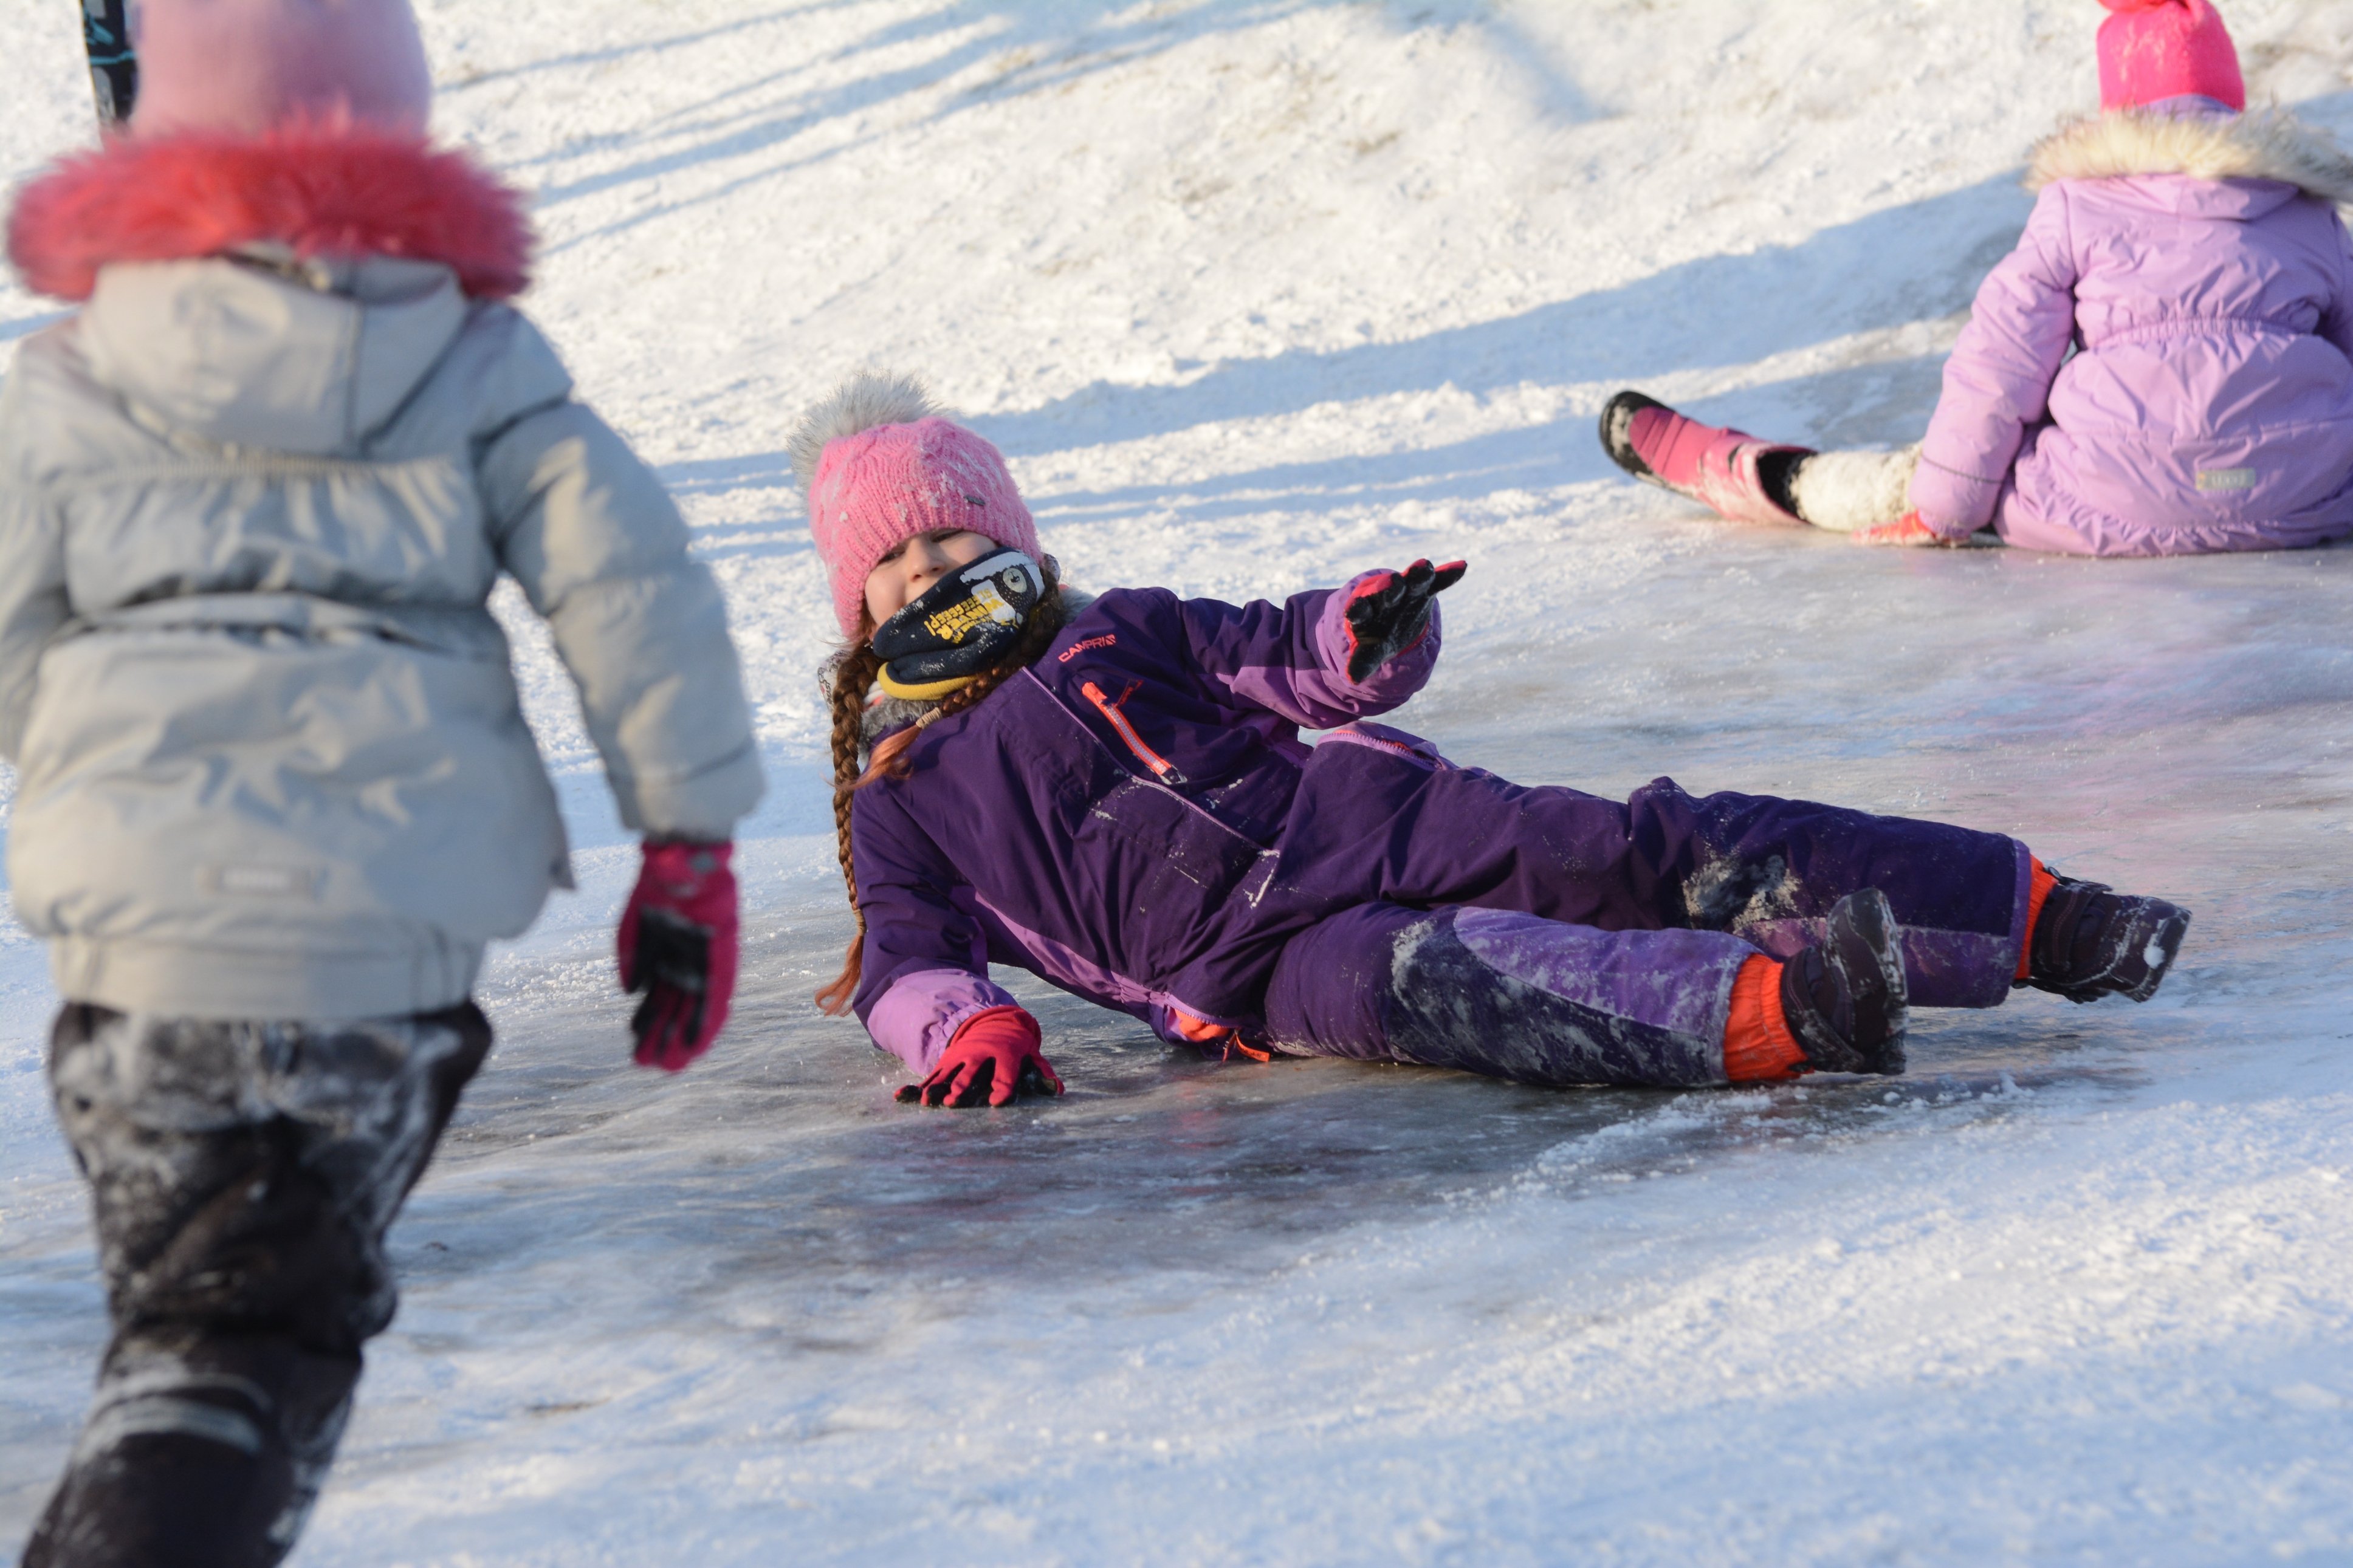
[790,372,1042,638]
[129,0,435,138]
[2097,0,2245,113]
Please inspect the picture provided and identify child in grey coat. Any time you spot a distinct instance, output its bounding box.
[0,2,763,1561]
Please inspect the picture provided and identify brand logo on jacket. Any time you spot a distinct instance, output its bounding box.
[199,864,323,899]
[2196,467,2257,492]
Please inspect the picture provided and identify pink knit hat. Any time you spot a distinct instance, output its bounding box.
[2097,0,2245,113]
[129,0,435,139]
[792,374,1041,638]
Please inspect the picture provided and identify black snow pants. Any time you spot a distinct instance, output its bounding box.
[22,1002,492,1568]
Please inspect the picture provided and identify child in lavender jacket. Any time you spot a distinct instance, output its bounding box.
[1601,0,2353,558]
[797,373,2189,1111]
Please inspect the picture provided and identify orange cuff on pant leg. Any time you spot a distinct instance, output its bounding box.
[2018,857,2057,982]
[1723,954,1807,1082]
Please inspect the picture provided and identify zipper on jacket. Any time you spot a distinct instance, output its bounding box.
[1080,680,1189,787]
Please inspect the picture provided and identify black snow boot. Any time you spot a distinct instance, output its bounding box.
[1780,888,1909,1075]
[2025,877,2189,1004]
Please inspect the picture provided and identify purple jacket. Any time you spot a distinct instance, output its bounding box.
[849,579,1440,1073]
[1912,106,2353,556]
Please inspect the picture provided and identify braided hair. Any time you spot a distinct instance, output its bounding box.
[813,563,1067,1015]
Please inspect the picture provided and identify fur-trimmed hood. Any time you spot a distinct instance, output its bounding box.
[2029,106,2353,203]
[6,123,534,302]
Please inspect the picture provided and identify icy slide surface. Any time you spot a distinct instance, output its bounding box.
[4,1,2353,1563]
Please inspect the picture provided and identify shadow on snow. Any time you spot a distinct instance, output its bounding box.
[495,0,1601,257]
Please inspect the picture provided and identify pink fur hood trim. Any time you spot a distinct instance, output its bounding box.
[7,124,534,303]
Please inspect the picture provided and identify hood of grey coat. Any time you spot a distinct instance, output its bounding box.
[77,252,470,456]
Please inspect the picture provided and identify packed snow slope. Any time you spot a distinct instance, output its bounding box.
[6,2,2353,1563]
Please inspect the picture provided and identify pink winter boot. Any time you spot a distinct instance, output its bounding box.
[1599,391,1812,527]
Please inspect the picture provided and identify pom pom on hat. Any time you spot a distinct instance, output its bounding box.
[2096,0,2245,114]
[129,0,435,139]
[793,371,1042,638]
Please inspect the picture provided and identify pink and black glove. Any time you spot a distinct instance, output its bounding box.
[1343,559,1467,681]
[896,1005,1065,1108]
[617,838,738,1072]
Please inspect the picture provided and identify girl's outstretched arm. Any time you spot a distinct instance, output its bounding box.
[1911,185,2082,538]
[851,780,1056,1096]
[1175,561,1460,730]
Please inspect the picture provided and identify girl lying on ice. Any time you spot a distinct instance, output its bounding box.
[1599,0,2353,557]
[0,2,761,1563]
[800,373,2189,1109]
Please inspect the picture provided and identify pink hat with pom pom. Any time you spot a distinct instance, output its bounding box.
[129,0,435,138]
[2097,0,2245,113]
[791,373,1042,638]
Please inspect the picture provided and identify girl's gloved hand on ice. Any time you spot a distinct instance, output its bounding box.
[898,1006,1065,1108]
[617,839,740,1072]
[1850,512,1947,549]
[1343,558,1467,681]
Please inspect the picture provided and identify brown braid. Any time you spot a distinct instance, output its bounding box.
[812,626,882,1016]
[813,566,1068,1015]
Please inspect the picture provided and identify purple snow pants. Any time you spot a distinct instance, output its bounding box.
[1254,735,2031,1087]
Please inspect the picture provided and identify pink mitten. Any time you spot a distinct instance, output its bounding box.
[1852,511,1946,548]
[617,839,738,1071]
[897,1006,1065,1108]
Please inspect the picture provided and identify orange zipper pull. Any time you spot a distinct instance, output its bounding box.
[1080,680,1189,786]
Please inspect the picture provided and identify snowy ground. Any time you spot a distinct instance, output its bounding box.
[6,1,2353,1562]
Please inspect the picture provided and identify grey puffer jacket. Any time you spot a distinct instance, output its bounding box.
[0,243,763,1018]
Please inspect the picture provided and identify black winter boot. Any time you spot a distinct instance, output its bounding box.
[2026,877,2189,1004]
[1780,888,1909,1075]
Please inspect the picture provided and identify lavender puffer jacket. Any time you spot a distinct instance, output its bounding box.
[1912,105,2353,555]
[848,580,1437,1073]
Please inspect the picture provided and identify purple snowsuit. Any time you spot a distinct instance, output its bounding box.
[848,580,2035,1088]
[1911,105,2353,555]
